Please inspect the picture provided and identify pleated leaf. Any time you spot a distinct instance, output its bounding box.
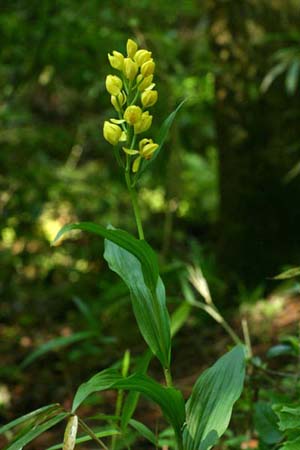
[0,404,61,435]
[53,222,159,293]
[104,238,171,369]
[3,412,67,450]
[183,345,246,450]
[72,369,185,439]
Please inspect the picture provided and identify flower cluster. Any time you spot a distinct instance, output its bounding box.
[103,39,158,172]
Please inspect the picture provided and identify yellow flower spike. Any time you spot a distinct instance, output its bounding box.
[137,74,153,91]
[141,60,155,77]
[127,39,138,58]
[103,121,123,145]
[108,51,124,70]
[134,111,153,134]
[141,90,158,108]
[105,75,122,96]
[124,105,142,125]
[123,58,139,80]
[132,156,142,173]
[134,49,152,67]
[111,91,127,111]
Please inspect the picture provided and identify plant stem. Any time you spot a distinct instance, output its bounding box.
[78,418,109,450]
[125,170,145,239]
[111,389,124,450]
[164,367,173,387]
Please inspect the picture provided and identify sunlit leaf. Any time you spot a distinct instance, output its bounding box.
[104,238,171,369]
[53,222,159,293]
[183,345,246,450]
[274,405,300,431]
[280,437,300,450]
[273,267,300,280]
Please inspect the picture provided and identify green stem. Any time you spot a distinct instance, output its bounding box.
[78,418,108,450]
[164,367,173,387]
[125,170,145,240]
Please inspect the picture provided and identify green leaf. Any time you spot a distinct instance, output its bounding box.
[73,296,99,330]
[0,404,61,435]
[273,267,300,280]
[274,405,300,431]
[285,60,300,95]
[53,222,159,293]
[104,238,171,369]
[267,344,295,359]
[4,412,67,450]
[46,427,120,450]
[280,437,300,450]
[170,302,191,336]
[121,350,152,430]
[183,345,246,450]
[138,99,187,177]
[129,419,157,445]
[261,62,289,93]
[120,301,190,432]
[21,332,95,367]
[254,402,283,444]
[72,369,185,439]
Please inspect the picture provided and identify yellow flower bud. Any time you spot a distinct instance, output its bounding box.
[123,58,138,80]
[103,121,122,145]
[134,49,152,66]
[141,90,158,108]
[139,138,158,159]
[108,51,124,70]
[124,105,142,125]
[134,111,152,134]
[141,60,155,77]
[127,39,138,58]
[111,91,127,111]
[132,156,142,173]
[105,75,122,96]
[137,74,153,91]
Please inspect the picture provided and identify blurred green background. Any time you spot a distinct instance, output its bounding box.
[1,0,300,444]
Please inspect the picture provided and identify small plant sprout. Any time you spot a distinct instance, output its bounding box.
[1,38,246,450]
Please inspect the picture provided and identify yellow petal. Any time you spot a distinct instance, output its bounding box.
[122,147,139,155]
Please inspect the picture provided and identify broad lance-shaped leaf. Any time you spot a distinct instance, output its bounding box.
[52,222,159,293]
[104,237,171,369]
[71,368,185,440]
[183,345,246,450]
